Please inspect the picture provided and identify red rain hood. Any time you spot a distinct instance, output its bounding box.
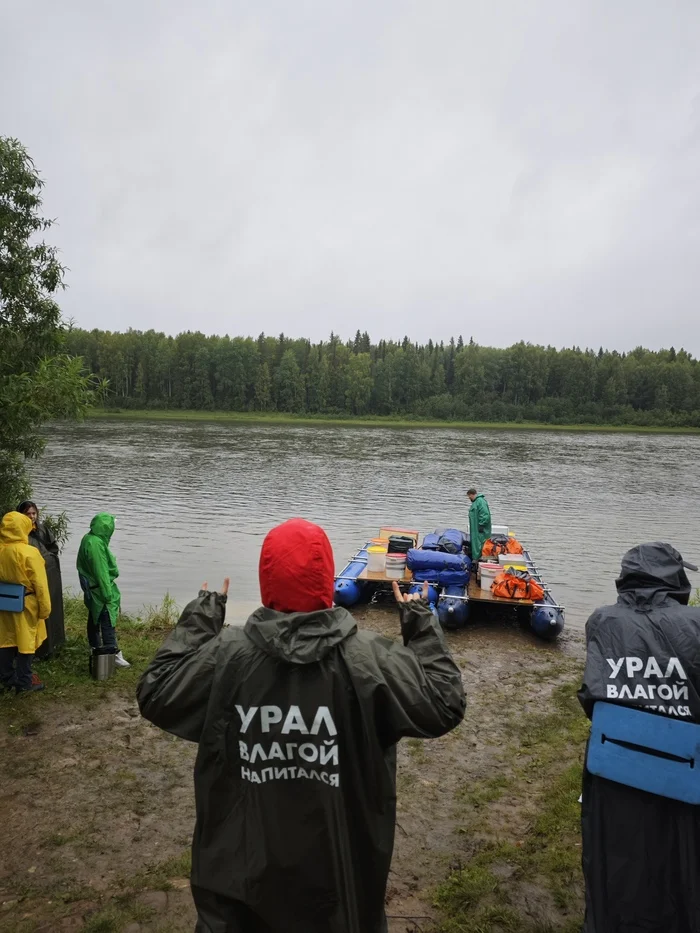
[259,518,335,614]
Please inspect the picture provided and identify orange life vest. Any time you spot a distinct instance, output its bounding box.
[492,570,544,601]
[482,536,525,558]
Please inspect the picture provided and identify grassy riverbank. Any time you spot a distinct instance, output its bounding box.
[87,408,700,434]
[433,680,587,932]
[1,594,178,715]
[0,600,587,933]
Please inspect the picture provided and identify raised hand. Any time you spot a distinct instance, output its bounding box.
[392,580,429,604]
[201,578,230,596]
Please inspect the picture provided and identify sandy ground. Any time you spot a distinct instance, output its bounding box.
[0,605,585,933]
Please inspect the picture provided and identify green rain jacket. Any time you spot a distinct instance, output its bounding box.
[76,514,121,625]
[469,494,492,561]
[137,592,466,933]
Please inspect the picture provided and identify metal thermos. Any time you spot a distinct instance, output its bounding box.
[90,647,116,681]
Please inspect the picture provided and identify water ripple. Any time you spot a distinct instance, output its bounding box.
[30,421,700,628]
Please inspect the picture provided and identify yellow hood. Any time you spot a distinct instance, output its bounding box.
[0,511,33,545]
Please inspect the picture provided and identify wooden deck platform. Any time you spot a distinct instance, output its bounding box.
[355,569,532,605]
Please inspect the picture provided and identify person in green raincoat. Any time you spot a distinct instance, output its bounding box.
[76,514,130,668]
[468,487,492,561]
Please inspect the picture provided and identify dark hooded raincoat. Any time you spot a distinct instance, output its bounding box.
[22,513,65,659]
[578,542,700,933]
[137,594,466,933]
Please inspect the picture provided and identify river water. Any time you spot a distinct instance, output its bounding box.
[29,419,700,630]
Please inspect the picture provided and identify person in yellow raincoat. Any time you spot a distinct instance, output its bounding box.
[0,511,51,694]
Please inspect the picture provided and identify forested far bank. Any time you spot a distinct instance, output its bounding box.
[65,328,700,427]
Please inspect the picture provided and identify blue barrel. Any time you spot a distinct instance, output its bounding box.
[519,549,564,640]
[530,604,565,639]
[333,547,369,607]
[437,585,469,629]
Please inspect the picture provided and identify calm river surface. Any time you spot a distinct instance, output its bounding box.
[29,419,700,630]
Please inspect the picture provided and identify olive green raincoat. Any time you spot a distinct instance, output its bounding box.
[76,514,120,625]
[137,593,466,933]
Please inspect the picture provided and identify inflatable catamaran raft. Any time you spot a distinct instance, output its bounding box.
[334,526,564,640]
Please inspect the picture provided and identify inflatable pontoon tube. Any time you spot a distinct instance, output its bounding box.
[437,584,469,629]
[333,545,369,607]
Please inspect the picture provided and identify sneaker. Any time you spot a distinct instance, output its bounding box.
[114,651,131,669]
[16,682,45,695]
[31,672,42,686]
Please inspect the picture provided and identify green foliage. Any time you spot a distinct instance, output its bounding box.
[0,137,96,514]
[64,325,700,428]
[275,348,304,412]
[254,360,272,411]
[42,509,70,552]
[0,451,32,516]
[690,589,700,607]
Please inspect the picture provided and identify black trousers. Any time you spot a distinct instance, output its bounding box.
[0,647,33,690]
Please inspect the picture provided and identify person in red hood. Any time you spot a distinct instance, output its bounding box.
[258,517,336,613]
[138,518,465,933]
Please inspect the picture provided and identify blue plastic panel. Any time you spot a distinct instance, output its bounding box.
[587,702,700,804]
[0,582,25,613]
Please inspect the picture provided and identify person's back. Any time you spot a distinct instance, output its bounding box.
[137,518,466,933]
[0,511,50,692]
[17,500,65,659]
[578,542,700,933]
[76,513,120,616]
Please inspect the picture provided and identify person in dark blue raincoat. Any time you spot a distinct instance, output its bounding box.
[578,542,700,933]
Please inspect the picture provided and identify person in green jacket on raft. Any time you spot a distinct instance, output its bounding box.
[76,514,130,669]
[468,487,492,561]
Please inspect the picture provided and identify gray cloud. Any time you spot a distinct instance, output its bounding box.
[2,0,699,351]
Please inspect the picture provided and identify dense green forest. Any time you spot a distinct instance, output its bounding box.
[65,328,700,426]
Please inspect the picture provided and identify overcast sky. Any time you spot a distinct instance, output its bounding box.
[3,1,699,352]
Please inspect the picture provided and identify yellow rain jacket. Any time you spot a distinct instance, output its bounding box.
[0,511,50,653]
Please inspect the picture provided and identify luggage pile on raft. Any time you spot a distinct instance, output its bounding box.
[334,526,564,640]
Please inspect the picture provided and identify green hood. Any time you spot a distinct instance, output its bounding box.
[244,606,357,665]
[90,513,115,542]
